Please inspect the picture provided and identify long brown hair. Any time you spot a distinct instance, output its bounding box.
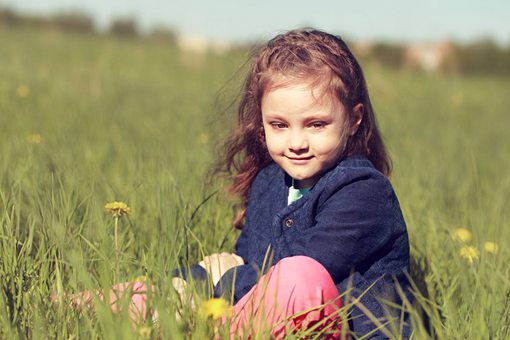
[219,28,391,228]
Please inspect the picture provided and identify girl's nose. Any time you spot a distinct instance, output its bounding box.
[288,130,308,152]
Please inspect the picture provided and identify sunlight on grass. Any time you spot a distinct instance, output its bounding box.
[1,26,510,339]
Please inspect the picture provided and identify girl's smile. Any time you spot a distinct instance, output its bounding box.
[286,156,314,165]
[261,81,355,189]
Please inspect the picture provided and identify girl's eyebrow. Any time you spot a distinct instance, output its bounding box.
[302,112,334,122]
[263,112,333,124]
[262,112,288,120]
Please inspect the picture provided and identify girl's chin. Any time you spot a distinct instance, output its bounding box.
[291,175,319,188]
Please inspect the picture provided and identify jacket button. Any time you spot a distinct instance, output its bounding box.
[285,218,294,227]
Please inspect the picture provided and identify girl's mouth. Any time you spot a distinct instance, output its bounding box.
[287,156,313,164]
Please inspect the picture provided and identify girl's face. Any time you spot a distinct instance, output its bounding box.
[261,81,359,188]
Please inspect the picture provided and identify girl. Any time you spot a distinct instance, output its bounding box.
[65,28,411,339]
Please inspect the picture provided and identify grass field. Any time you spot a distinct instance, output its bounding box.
[1,26,510,339]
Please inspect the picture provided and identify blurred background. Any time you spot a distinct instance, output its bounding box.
[1,0,509,75]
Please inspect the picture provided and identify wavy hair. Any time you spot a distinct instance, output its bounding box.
[219,28,391,228]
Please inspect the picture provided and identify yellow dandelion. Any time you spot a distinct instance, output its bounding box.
[27,134,43,145]
[138,325,151,338]
[104,201,132,218]
[105,201,132,282]
[450,91,464,107]
[452,228,472,243]
[16,85,30,98]
[459,246,479,264]
[132,275,147,283]
[198,298,232,320]
[199,132,209,145]
[484,242,498,254]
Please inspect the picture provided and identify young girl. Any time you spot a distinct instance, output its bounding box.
[65,28,411,339]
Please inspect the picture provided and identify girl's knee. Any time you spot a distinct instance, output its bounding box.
[276,256,328,277]
[273,256,336,292]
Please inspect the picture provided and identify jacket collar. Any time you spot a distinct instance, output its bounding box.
[279,155,373,190]
[270,155,374,214]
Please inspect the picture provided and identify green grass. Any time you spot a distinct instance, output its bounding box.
[1,25,510,339]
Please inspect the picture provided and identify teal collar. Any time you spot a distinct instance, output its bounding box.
[287,180,311,205]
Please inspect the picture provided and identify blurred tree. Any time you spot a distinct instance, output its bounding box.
[109,17,138,37]
[51,11,95,33]
[148,25,177,44]
[455,38,510,76]
[371,42,405,68]
[0,7,49,29]
[0,7,19,25]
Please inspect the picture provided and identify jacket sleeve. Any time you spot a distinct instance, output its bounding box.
[284,172,403,283]
[214,166,277,303]
[213,263,263,303]
[213,222,261,303]
[234,224,250,261]
[214,200,262,303]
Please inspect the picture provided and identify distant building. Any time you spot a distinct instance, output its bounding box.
[404,41,457,73]
[177,35,231,54]
[352,40,375,58]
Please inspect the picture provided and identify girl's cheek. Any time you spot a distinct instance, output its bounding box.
[267,133,286,148]
[316,135,343,154]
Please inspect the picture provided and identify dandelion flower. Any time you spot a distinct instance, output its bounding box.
[459,246,479,264]
[199,132,209,145]
[28,134,43,145]
[198,298,232,320]
[484,242,498,254]
[104,201,132,218]
[16,85,30,98]
[450,91,464,107]
[105,202,131,282]
[452,228,472,243]
[138,326,151,338]
[133,275,147,283]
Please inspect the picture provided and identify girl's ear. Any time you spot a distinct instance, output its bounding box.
[350,103,364,135]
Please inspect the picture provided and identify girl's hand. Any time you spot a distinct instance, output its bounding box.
[198,253,245,285]
[171,277,195,321]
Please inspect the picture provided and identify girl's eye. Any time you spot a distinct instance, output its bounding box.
[310,122,326,129]
[271,122,287,129]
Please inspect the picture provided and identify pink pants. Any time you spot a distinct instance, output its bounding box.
[60,256,344,338]
[228,256,344,339]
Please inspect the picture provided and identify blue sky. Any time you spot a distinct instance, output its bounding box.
[2,0,509,44]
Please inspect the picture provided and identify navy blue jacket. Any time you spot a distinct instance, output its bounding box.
[176,156,411,338]
[174,156,410,338]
